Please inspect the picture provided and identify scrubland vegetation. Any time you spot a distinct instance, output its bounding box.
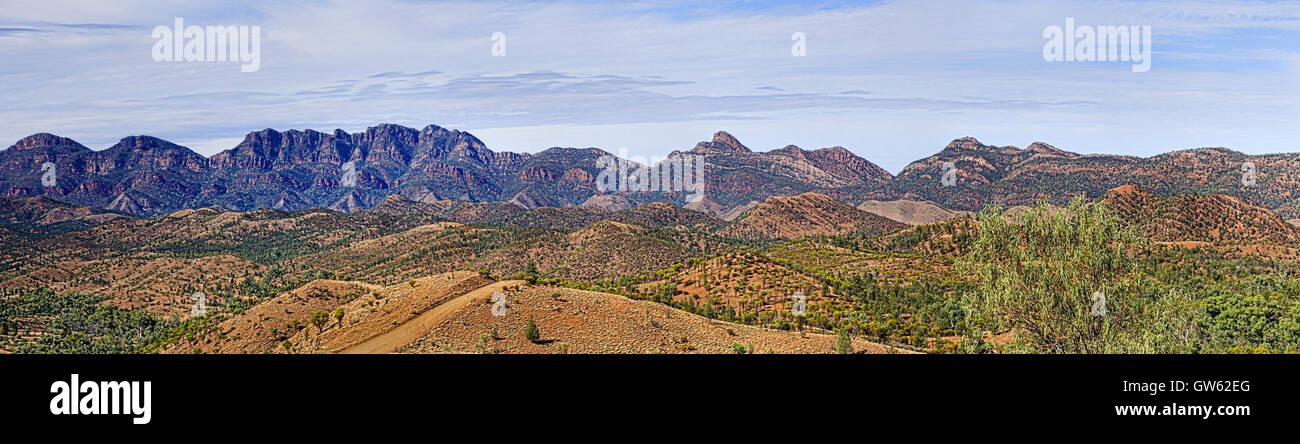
[5,190,1300,354]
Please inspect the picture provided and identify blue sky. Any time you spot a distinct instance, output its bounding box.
[1,0,1297,173]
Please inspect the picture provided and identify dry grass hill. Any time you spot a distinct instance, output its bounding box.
[857,199,971,226]
[0,196,124,228]
[719,192,907,239]
[157,271,901,354]
[401,284,901,354]
[474,220,702,281]
[1101,184,1300,244]
[159,279,378,354]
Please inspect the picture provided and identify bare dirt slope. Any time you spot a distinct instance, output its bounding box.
[285,271,496,353]
[719,192,906,239]
[857,199,970,226]
[340,279,522,354]
[172,272,904,354]
[161,279,376,354]
[399,284,907,354]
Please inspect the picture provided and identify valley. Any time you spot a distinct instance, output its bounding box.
[3,126,1299,354]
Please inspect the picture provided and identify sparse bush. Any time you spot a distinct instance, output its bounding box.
[959,196,1196,353]
[309,311,329,334]
[835,328,853,354]
[525,317,540,342]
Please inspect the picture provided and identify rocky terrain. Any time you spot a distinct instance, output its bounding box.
[1101,184,1300,244]
[6,124,1300,355]
[6,124,1297,221]
[856,199,971,226]
[719,192,907,239]
[399,283,903,354]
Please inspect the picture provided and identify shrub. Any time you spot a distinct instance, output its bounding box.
[309,311,329,333]
[958,196,1196,353]
[525,317,540,342]
[835,328,853,354]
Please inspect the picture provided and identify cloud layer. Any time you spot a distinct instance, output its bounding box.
[1,0,1297,173]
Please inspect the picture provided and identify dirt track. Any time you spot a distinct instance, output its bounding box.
[340,280,523,354]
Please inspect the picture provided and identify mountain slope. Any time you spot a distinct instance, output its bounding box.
[857,199,970,226]
[680,131,894,208]
[9,126,1300,222]
[0,196,125,228]
[718,192,907,239]
[882,137,1300,219]
[1101,184,1300,244]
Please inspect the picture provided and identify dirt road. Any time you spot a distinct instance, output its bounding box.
[340,280,524,354]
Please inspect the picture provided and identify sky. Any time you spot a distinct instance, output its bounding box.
[1,0,1297,174]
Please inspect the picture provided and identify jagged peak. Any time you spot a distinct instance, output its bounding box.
[692,130,751,153]
[717,131,748,149]
[239,128,282,145]
[1025,141,1079,158]
[111,135,189,151]
[712,131,748,151]
[8,133,89,151]
[771,144,806,157]
[367,123,417,132]
[943,137,989,150]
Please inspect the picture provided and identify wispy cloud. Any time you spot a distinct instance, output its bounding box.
[0,0,1297,174]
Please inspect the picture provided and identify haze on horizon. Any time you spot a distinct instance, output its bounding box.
[1,0,1297,174]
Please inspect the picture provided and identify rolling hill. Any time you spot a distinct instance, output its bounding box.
[1101,184,1300,244]
[719,192,907,239]
[156,271,902,354]
[856,199,971,226]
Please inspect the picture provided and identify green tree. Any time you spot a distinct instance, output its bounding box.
[958,196,1195,353]
[333,307,345,328]
[525,317,540,342]
[309,311,329,334]
[523,260,540,285]
[835,328,853,354]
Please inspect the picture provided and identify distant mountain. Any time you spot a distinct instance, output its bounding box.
[676,131,893,211]
[0,125,892,217]
[6,125,1300,221]
[718,192,906,239]
[365,194,720,232]
[877,137,1300,218]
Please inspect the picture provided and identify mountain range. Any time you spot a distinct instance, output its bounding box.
[2,123,1296,219]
